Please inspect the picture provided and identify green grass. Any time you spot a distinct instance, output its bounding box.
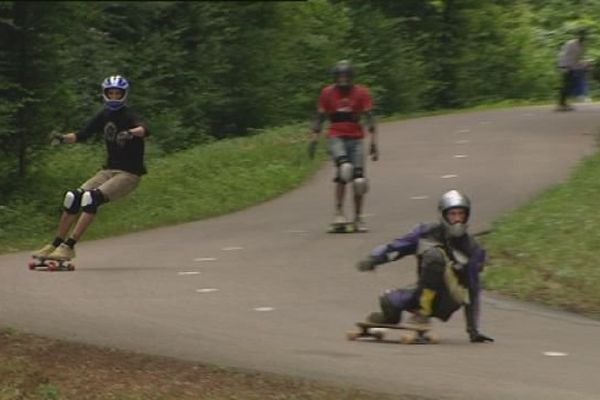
[0,124,323,253]
[483,149,600,319]
[381,98,552,123]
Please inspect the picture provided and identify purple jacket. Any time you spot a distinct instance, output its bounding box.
[371,222,486,330]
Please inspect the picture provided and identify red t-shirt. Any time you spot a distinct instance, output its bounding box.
[318,84,373,138]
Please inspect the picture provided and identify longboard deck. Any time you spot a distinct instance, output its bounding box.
[327,223,368,233]
[29,258,75,272]
[347,321,439,344]
[356,321,430,333]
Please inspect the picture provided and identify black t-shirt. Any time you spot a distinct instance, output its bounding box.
[76,107,149,175]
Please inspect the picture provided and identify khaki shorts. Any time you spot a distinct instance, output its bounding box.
[81,169,140,202]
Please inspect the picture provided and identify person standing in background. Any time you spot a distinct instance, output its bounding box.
[557,28,591,111]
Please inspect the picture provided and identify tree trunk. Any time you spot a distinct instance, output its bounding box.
[13,1,29,178]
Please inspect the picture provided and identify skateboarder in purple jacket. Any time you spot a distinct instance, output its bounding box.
[356,190,494,343]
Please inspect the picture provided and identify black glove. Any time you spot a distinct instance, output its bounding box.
[49,132,64,146]
[308,139,317,160]
[469,330,494,343]
[356,254,387,272]
[116,130,133,147]
[369,142,379,161]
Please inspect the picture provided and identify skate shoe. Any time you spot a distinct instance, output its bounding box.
[555,104,574,112]
[31,244,56,259]
[354,216,368,232]
[404,313,431,330]
[47,243,75,261]
[333,210,348,225]
[367,312,388,324]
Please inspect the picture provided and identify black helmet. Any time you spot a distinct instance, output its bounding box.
[332,60,354,89]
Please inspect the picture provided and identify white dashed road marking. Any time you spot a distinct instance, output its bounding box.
[453,154,468,159]
[441,174,458,179]
[456,139,470,144]
[196,288,219,294]
[178,271,201,276]
[543,352,568,357]
[411,195,429,200]
[194,257,217,262]
[254,307,275,312]
[222,246,244,251]
[456,129,471,134]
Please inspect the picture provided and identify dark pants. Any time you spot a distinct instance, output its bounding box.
[380,248,463,323]
[558,69,575,106]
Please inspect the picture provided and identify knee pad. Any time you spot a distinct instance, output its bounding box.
[335,157,353,183]
[63,188,84,214]
[81,189,105,214]
[379,295,401,324]
[352,177,369,196]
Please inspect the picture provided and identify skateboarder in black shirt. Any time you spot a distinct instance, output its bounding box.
[32,75,149,262]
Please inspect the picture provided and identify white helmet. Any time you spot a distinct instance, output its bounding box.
[101,75,129,110]
[438,190,470,238]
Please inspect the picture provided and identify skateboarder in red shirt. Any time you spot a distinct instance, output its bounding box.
[308,60,378,232]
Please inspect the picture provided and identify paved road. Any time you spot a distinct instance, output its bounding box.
[2,105,600,400]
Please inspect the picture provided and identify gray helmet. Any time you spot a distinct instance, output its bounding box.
[332,60,354,89]
[438,190,471,238]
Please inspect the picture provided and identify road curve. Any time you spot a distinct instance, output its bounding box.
[1,105,600,400]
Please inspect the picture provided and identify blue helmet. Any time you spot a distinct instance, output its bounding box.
[101,75,129,110]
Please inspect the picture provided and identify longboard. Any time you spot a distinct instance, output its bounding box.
[346,321,438,344]
[328,222,368,233]
[28,257,75,272]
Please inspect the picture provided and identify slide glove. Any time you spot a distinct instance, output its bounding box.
[369,142,379,161]
[49,131,65,146]
[356,254,387,272]
[469,330,494,343]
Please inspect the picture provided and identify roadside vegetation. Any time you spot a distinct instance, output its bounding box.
[483,147,600,319]
[0,328,423,400]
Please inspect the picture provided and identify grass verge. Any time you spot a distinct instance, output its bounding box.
[0,99,554,255]
[381,98,552,123]
[0,328,423,400]
[483,148,600,319]
[0,124,323,253]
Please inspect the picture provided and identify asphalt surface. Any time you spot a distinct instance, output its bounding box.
[2,105,600,399]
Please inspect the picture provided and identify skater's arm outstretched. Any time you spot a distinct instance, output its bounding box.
[356,224,428,271]
[308,110,327,159]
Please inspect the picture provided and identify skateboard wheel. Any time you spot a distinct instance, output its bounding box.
[346,331,360,341]
[68,264,75,271]
[28,261,36,270]
[425,333,439,344]
[400,333,416,344]
[371,331,385,340]
[47,261,57,271]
